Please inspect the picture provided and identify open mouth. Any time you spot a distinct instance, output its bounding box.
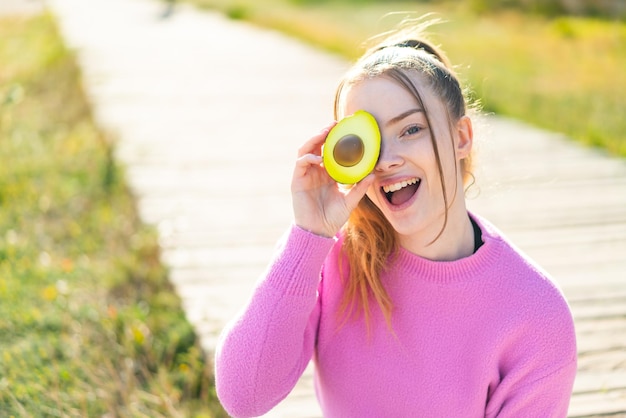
[383,178,421,206]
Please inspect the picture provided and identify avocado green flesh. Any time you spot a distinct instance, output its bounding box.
[323,110,381,184]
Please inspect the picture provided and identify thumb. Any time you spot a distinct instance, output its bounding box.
[344,174,375,211]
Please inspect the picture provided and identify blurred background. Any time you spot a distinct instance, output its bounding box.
[0,0,624,416]
[181,0,626,157]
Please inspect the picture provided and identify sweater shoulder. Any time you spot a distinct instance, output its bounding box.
[474,214,556,285]
[474,214,575,338]
[472,213,573,322]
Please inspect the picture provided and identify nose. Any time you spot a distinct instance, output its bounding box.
[375,138,403,172]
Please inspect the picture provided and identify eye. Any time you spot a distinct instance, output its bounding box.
[402,125,422,137]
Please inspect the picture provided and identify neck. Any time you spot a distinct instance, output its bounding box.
[398,206,475,262]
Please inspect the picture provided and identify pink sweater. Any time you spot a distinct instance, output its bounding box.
[215,214,577,417]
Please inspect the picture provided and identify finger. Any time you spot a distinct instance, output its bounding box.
[296,122,337,157]
[344,173,375,210]
[293,154,323,178]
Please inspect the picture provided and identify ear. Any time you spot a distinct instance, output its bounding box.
[455,115,473,160]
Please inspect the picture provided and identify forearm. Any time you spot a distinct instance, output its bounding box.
[215,225,335,417]
[486,357,577,417]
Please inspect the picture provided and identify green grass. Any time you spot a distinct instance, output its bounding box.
[0,13,227,417]
[183,0,626,157]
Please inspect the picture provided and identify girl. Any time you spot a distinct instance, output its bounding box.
[215,23,577,417]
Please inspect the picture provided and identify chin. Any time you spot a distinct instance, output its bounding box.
[386,214,425,237]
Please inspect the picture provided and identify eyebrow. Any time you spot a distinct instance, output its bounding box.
[385,108,424,127]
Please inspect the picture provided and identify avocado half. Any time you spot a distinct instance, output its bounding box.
[322,110,381,184]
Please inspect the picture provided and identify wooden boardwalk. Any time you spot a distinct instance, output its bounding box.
[467,117,626,417]
[44,0,626,416]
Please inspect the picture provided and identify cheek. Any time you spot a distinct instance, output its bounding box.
[429,158,463,206]
[421,136,456,186]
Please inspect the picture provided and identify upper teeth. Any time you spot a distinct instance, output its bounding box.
[383,178,419,193]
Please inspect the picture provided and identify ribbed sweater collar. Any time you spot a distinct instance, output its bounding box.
[390,213,505,285]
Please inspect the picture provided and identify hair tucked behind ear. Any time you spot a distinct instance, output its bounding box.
[335,17,475,333]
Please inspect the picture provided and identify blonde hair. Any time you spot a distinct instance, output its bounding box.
[335,20,476,331]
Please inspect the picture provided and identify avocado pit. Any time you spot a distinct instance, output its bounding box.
[333,134,364,167]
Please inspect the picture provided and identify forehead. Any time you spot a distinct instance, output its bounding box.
[339,74,440,121]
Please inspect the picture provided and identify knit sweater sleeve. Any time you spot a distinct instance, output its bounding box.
[214,224,335,418]
[486,359,577,417]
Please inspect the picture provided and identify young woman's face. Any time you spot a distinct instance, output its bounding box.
[340,75,470,244]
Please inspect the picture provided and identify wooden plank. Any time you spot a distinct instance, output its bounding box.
[577,349,626,371]
[575,318,626,334]
[569,388,626,417]
[574,371,626,394]
[571,302,626,321]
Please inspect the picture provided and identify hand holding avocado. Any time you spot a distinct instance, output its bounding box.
[291,115,378,238]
